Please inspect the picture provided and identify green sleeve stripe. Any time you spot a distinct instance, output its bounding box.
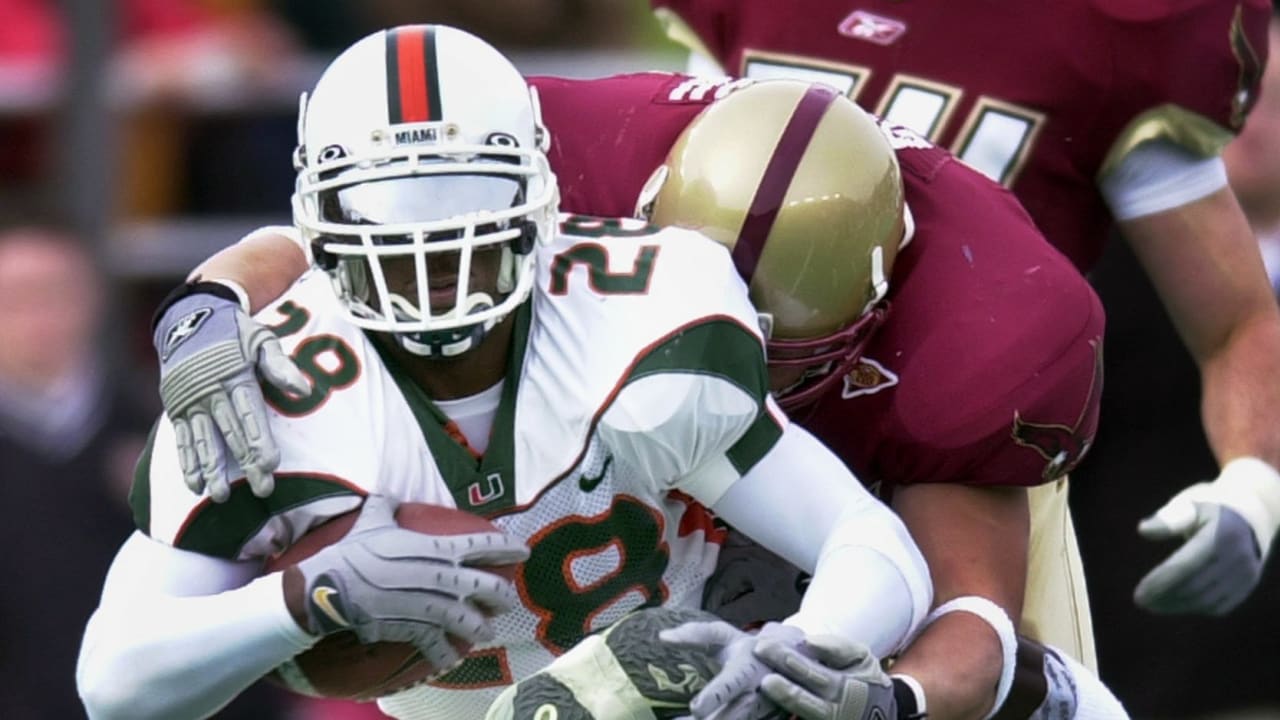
[128,419,161,534]
[626,316,769,401]
[625,316,779,476]
[174,473,363,558]
[726,409,784,476]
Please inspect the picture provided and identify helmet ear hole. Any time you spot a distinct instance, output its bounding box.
[311,236,340,271]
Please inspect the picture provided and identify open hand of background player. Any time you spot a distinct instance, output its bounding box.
[660,619,805,719]
[153,286,308,502]
[287,495,530,672]
[1135,458,1280,615]
[753,634,896,720]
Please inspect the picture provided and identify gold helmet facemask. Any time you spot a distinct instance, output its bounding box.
[638,79,911,412]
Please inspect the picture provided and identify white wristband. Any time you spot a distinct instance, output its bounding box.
[925,596,1017,719]
[1215,457,1280,558]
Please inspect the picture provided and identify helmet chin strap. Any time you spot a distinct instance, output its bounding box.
[397,317,497,357]
[391,291,501,358]
[496,245,517,294]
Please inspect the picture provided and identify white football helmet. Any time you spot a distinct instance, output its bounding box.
[292,25,558,357]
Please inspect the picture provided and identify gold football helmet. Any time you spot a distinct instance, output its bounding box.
[639,79,910,411]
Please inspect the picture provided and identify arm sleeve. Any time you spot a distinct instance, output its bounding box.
[77,532,316,720]
[711,423,932,657]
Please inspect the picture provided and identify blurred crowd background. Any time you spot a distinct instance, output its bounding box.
[0,2,1277,719]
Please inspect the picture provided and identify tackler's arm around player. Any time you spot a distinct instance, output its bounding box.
[150,226,312,502]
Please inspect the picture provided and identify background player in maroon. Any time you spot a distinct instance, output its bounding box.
[651,0,1280,623]
[168,72,1118,719]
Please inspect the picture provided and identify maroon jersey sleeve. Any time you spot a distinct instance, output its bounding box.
[803,134,1106,489]
[531,73,738,218]
[645,0,1270,273]
[1098,0,1270,167]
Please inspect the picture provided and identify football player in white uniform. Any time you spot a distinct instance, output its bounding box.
[75,25,932,720]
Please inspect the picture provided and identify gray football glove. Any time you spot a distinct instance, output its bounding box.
[1134,500,1261,615]
[1135,458,1280,615]
[660,619,803,719]
[295,495,530,671]
[754,634,895,720]
[154,289,309,502]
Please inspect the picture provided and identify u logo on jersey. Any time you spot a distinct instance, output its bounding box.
[468,473,506,507]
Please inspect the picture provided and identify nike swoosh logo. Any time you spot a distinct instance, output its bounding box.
[579,455,613,492]
[311,586,350,628]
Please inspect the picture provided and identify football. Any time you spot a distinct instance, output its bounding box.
[263,501,515,701]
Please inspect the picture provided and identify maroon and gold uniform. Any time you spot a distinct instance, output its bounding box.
[650,0,1271,271]
[531,72,1106,662]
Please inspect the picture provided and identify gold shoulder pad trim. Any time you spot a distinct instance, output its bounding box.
[1097,104,1233,182]
[653,7,725,74]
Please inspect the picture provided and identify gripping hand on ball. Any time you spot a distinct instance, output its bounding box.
[291,495,530,671]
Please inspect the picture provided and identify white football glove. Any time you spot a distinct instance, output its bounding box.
[660,619,804,719]
[754,634,896,720]
[153,285,309,502]
[1135,457,1280,615]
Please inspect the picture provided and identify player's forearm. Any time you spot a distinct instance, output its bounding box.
[890,613,1002,720]
[889,483,1029,719]
[785,508,929,658]
[1199,309,1280,469]
[1197,321,1280,555]
[712,424,932,657]
[77,572,315,720]
[1123,188,1280,469]
[189,226,309,314]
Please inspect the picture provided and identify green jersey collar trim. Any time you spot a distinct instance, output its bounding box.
[369,302,532,517]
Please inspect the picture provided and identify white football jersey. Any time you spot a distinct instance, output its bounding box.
[132,213,788,718]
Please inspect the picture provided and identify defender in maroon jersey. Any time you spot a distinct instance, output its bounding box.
[652,0,1280,672]
[532,72,1103,491]
[529,71,1110,720]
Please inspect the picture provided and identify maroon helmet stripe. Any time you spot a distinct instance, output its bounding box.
[732,85,838,283]
[386,26,442,123]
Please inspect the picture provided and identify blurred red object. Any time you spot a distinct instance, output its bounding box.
[0,0,212,67]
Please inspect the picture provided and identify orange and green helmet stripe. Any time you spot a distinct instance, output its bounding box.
[386,25,443,123]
